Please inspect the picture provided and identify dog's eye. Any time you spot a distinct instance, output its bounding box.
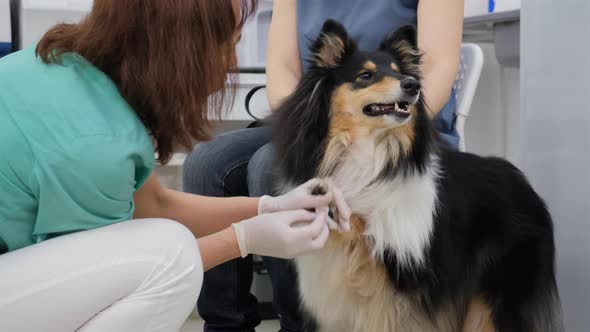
[357,71,374,81]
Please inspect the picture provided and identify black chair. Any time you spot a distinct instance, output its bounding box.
[244,84,268,128]
[9,0,21,52]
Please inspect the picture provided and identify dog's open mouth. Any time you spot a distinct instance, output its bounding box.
[362,102,412,118]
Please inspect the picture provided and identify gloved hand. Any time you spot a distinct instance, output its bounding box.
[258,178,352,232]
[232,209,330,258]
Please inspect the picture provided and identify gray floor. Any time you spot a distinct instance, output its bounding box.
[181,317,280,332]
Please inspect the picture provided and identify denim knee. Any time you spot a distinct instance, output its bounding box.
[247,143,275,197]
[183,128,271,197]
[182,141,227,196]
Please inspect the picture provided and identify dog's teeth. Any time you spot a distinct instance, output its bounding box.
[371,105,379,111]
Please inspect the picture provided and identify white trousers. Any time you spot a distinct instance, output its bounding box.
[0,219,203,332]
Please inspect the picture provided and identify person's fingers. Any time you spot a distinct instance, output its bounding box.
[314,206,336,230]
[332,187,352,232]
[282,210,317,226]
[311,222,330,250]
[297,211,328,239]
[323,209,338,231]
[326,215,338,230]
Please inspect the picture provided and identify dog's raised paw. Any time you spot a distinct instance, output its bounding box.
[310,184,328,196]
[307,179,340,229]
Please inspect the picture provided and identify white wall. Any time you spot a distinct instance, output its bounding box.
[521,1,590,331]
[464,42,522,167]
[20,0,92,48]
[0,0,11,43]
[465,43,505,156]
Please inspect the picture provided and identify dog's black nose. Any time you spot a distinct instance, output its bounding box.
[401,77,421,96]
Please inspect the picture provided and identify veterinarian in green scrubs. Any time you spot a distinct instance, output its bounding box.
[0,1,350,330]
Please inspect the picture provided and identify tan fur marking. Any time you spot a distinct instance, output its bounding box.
[391,62,400,72]
[315,33,345,68]
[394,40,421,72]
[334,214,366,241]
[395,40,421,57]
[390,110,416,154]
[463,297,497,332]
[318,93,356,177]
[363,61,377,71]
[350,214,366,233]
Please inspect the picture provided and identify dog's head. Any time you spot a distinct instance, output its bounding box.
[312,20,423,130]
[272,20,436,187]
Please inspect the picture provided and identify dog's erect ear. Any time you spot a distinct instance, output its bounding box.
[381,25,418,50]
[311,20,357,69]
[379,25,421,75]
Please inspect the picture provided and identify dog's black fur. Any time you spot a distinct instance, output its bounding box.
[271,20,562,331]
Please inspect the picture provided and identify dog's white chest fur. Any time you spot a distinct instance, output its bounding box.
[296,142,440,331]
[329,140,439,265]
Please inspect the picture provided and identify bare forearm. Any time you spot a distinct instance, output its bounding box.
[267,69,300,110]
[421,64,459,118]
[417,0,464,118]
[158,188,258,238]
[198,227,241,271]
[134,175,259,238]
[266,0,301,110]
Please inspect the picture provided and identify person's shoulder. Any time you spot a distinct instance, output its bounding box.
[0,45,100,82]
[0,46,38,77]
[0,45,86,89]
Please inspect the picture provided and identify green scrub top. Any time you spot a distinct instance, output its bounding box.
[0,46,155,254]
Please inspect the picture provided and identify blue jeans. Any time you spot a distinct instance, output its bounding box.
[434,88,460,149]
[183,127,303,332]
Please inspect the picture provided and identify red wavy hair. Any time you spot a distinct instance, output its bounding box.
[36,0,257,164]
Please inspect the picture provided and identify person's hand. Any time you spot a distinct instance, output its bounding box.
[232,209,330,259]
[258,178,351,231]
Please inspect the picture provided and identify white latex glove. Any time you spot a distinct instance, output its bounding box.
[258,178,352,232]
[232,209,330,258]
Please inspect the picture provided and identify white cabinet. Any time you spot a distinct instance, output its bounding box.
[493,0,521,12]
